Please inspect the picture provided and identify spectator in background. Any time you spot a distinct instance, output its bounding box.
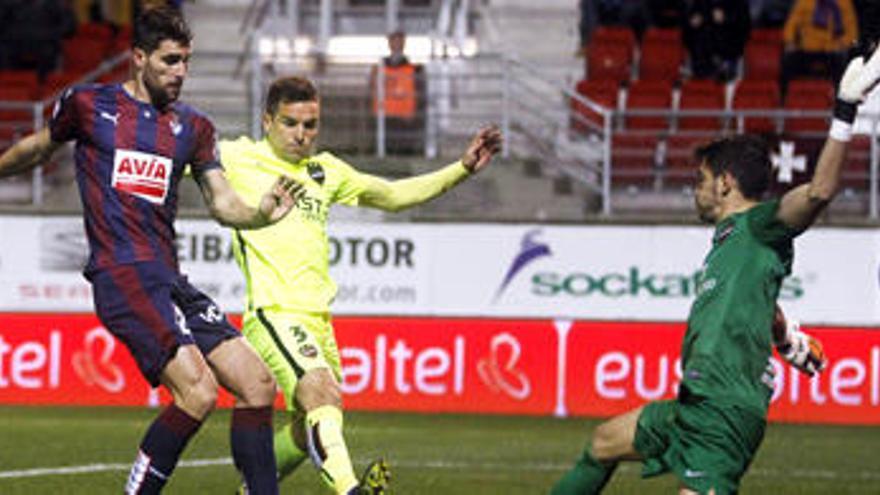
[596,0,650,40]
[649,0,684,28]
[750,0,792,27]
[0,0,76,78]
[578,0,599,51]
[683,0,751,81]
[370,30,426,155]
[781,0,858,93]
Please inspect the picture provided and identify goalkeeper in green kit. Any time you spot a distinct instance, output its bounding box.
[552,46,880,494]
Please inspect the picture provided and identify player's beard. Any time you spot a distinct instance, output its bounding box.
[143,69,181,109]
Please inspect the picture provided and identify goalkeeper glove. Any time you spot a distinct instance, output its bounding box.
[831,43,880,140]
[776,319,828,377]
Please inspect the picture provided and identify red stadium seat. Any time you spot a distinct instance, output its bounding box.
[40,70,87,99]
[98,64,131,84]
[110,25,133,55]
[611,133,660,186]
[733,80,781,133]
[77,22,115,41]
[624,80,673,131]
[0,86,37,122]
[0,70,40,90]
[749,28,783,46]
[63,38,111,72]
[842,135,873,190]
[0,126,25,150]
[587,44,633,83]
[591,26,637,51]
[643,27,682,44]
[664,135,712,185]
[784,79,834,134]
[571,79,618,133]
[0,127,17,156]
[744,41,782,81]
[678,80,726,131]
[638,39,684,81]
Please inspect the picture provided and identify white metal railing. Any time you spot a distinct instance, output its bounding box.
[246,52,612,212]
[568,100,880,219]
[3,46,878,221]
[0,51,130,205]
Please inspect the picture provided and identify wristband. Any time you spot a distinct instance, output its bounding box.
[832,98,858,124]
[829,118,853,142]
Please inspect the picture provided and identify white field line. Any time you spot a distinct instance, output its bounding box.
[1,458,879,483]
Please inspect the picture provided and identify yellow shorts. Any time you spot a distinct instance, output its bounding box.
[242,308,341,411]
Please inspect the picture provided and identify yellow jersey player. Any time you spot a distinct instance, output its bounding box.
[221,76,502,494]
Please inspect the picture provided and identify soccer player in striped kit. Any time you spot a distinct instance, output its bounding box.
[0,8,303,494]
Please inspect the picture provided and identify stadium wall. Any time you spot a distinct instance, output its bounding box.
[0,216,877,324]
[0,216,877,424]
[0,314,878,425]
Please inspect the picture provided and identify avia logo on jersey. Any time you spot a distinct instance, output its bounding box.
[493,229,552,302]
[112,149,172,204]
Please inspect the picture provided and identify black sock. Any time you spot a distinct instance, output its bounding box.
[125,404,202,494]
[231,406,278,495]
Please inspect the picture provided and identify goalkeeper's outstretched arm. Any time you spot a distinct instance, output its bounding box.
[776,45,880,231]
[359,125,502,212]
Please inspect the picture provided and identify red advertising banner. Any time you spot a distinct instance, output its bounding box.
[0,314,154,407]
[565,321,683,417]
[334,317,559,415]
[564,322,880,425]
[0,314,878,425]
[767,327,880,425]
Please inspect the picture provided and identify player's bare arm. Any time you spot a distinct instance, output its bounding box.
[0,128,63,179]
[195,168,303,228]
[359,125,502,211]
[777,46,880,230]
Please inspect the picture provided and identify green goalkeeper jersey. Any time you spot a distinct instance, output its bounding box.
[681,200,800,414]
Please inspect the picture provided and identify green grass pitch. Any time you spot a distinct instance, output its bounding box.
[0,405,878,494]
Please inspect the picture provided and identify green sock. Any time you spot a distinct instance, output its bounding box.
[551,449,617,495]
[274,423,308,481]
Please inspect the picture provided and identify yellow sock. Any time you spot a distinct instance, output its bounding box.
[305,405,358,494]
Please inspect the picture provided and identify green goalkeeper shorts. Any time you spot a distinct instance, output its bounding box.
[633,393,767,495]
[242,308,342,412]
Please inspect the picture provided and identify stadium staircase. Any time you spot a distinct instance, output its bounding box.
[169,0,604,221]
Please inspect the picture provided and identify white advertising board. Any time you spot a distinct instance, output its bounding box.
[0,216,876,325]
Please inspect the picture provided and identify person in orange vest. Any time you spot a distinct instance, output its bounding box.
[370,30,425,155]
[781,0,859,95]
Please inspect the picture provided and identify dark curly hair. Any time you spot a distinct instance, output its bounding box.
[695,135,772,200]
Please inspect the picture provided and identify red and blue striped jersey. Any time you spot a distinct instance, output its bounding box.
[49,83,221,275]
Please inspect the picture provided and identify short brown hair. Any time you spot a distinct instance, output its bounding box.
[133,7,192,53]
[265,77,319,116]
